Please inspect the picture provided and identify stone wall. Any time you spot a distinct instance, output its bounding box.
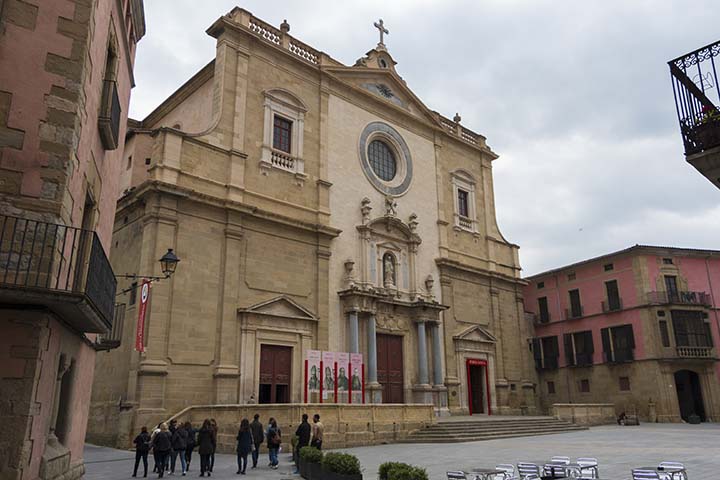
[552,403,616,426]
[166,403,435,453]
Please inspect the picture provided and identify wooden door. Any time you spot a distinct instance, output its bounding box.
[377,334,404,403]
[259,344,292,404]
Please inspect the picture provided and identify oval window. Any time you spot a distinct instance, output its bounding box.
[367,140,397,181]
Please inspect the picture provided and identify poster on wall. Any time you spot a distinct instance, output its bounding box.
[305,350,321,403]
[321,351,336,401]
[350,353,364,404]
[134,280,151,352]
[336,352,350,402]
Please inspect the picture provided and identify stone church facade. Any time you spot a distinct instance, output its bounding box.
[88,7,537,447]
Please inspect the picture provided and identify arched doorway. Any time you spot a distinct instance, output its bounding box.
[674,370,706,422]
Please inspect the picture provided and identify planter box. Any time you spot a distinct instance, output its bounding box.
[300,459,324,480]
[320,469,363,480]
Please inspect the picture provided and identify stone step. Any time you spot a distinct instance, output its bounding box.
[405,416,588,443]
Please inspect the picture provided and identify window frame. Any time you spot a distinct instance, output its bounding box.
[260,89,307,179]
[568,289,583,318]
[450,170,478,233]
[537,296,550,323]
[272,114,293,154]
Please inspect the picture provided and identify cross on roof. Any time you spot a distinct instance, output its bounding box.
[373,19,389,46]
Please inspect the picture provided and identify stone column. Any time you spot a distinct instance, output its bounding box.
[417,322,429,385]
[367,314,378,383]
[348,311,359,353]
[431,323,443,386]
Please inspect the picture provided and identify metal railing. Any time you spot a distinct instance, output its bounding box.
[98,79,121,150]
[601,298,623,313]
[565,306,584,319]
[533,312,551,324]
[0,214,116,328]
[604,348,634,363]
[668,40,720,154]
[646,290,711,306]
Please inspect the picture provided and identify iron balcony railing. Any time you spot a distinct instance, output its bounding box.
[601,298,623,313]
[0,214,116,331]
[668,40,720,155]
[98,79,121,150]
[565,305,584,320]
[533,312,551,324]
[604,348,634,364]
[646,290,711,306]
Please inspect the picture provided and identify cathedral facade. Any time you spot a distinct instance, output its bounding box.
[88,7,538,446]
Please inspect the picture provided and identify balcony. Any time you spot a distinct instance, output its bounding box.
[602,298,623,313]
[604,348,634,364]
[668,40,720,188]
[533,312,550,324]
[646,291,711,306]
[676,346,714,359]
[98,79,121,150]
[0,214,117,333]
[94,303,125,350]
[565,306,584,319]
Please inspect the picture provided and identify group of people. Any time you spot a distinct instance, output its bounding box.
[131,413,324,477]
[132,418,218,477]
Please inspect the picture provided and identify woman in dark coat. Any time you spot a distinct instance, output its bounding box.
[197,419,216,477]
[209,418,218,473]
[170,422,188,475]
[132,426,151,477]
[151,423,172,478]
[184,421,196,471]
[265,417,281,469]
[236,418,254,474]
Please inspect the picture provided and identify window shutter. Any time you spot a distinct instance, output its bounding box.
[703,322,714,347]
[532,338,542,368]
[601,328,612,362]
[564,334,575,366]
[624,325,635,348]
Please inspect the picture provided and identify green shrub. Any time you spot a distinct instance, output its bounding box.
[299,446,323,463]
[385,463,429,480]
[379,462,406,480]
[322,452,362,475]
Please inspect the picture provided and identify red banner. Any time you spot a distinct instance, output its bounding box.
[135,280,150,352]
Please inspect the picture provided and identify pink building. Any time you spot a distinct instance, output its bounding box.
[0,1,145,479]
[524,245,720,423]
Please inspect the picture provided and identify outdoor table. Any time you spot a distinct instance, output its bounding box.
[543,461,582,478]
[466,467,504,480]
[636,466,687,480]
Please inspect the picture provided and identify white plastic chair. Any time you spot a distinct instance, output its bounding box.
[517,463,540,479]
[447,471,468,480]
[657,462,687,480]
[577,457,599,479]
[632,469,661,480]
[495,464,519,480]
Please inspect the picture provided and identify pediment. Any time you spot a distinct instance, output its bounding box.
[238,295,317,321]
[453,324,497,344]
[325,67,442,127]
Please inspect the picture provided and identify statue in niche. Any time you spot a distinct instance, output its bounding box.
[383,252,396,287]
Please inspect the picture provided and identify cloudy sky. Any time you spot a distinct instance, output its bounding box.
[129,1,720,276]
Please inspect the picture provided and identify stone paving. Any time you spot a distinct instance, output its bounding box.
[84,423,719,480]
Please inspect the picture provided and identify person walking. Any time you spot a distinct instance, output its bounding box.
[151,423,172,478]
[266,418,281,469]
[184,421,196,472]
[209,418,218,473]
[310,414,324,451]
[236,418,254,475]
[167,419,178,472]
[151,423,163,474]
[170,421,188,475]
[132,426,151,477]
[249,414,264,469]
[293,414,311,474]
[197,419,216,477]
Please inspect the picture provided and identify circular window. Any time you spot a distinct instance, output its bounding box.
[358,122,413,196]
[368,140,397,181]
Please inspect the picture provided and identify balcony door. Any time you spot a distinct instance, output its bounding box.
[665,275,679,302]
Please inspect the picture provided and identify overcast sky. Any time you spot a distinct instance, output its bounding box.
[129,1,720,276]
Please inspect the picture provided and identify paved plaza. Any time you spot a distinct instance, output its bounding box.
[85,423,719,480]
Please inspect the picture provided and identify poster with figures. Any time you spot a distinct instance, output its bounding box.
[306,350,321,403]
[350,353,364,404]
[321,351,336,401]
[336,352,350,402]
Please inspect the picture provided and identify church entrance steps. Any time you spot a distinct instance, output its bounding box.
[405,416,587,443]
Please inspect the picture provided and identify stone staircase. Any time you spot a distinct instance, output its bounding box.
[405,416,588,443]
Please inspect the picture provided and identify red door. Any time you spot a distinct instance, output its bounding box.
[466,359,491,415]
[377,334,404,403]
[259,345,292,403]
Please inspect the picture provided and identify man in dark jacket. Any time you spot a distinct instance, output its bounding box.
[132,426,151,477]
[249,414,264,469]
[170,423,188,475]
[152,423,172,479]
[293,414,311,474]
[184,422,196,471]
